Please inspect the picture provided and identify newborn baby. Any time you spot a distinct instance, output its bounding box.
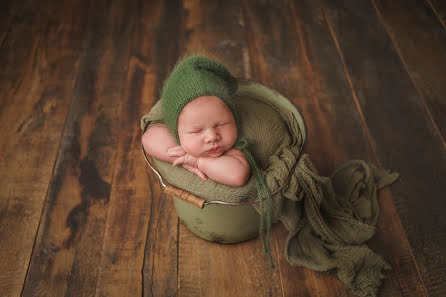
[142,95,250,186]
[142,56,250,187]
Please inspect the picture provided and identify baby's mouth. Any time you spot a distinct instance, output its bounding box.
[206,146,223,154]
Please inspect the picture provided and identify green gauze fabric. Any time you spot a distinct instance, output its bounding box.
[141,93,399,297]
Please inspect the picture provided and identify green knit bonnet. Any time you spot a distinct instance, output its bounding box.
[161,55,275,267]
[161,55,238,143]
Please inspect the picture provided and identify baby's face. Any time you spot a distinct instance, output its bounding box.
[178,95,237,158]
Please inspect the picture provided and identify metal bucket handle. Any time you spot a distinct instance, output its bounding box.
[141,79,307,209]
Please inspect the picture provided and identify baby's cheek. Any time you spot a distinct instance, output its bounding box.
[181,136,203,157]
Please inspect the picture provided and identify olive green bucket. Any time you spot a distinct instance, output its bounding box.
[142,79,306,244]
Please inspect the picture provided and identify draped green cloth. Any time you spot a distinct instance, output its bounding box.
[141,94,398,297]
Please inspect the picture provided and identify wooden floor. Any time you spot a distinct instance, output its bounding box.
[1,0,445,296]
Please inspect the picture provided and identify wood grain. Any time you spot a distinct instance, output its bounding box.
[0,0,92,296]
[0,0,27,47]
[94,1,182,296]
[373,0,446,143]
[93,31,153,297]
[427,0,446,30]
[321,0,446,296]
[1,0,444,296]
[21,0,136,296]
[177,0,283,296]
[142,191,179,297]
[140,1,183,296]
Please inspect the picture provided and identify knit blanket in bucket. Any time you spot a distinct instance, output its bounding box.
[141,94,399,297]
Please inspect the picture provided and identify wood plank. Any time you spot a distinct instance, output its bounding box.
[92,60,154,297]
[177,0,282,296]
[142,192,179,297]
[0,0,90,148]
[0,0,28,46]
[94,1,182,296]
[427,0,446,30]
[373,0,446,143]
[321,0,446,296]
[243,0,426,296]
[182,0,247,76]
[140,2,183,297]
[0,0,93,296]
[21,0,137,296]
[0,0,62,155]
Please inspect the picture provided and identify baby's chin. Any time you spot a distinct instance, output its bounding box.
[202,146,227,158]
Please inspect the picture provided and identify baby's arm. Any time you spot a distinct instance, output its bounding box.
[171,149,250,187]
[198,149,250,187]
[142,124,207,180]
[142,124,178,163]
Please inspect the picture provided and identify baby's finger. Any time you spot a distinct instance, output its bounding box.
[172,156,185,167]
[182,164,207,181]
[181,164,196,173]
[191,167,207,181]
[195,169,207,181]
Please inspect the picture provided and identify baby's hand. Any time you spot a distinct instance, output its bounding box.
[168,147,207,181]
[180,163,207,181]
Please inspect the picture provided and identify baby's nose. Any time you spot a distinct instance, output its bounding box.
[205,128,220,142]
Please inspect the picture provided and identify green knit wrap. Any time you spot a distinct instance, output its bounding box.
[161,55,238,143]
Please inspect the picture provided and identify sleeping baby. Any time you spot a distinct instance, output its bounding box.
[141,55,251,187]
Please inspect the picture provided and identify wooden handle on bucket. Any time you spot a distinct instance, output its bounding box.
[164,186,206,209]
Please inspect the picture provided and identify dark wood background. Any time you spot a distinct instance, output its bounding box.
[1,0,445,296]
